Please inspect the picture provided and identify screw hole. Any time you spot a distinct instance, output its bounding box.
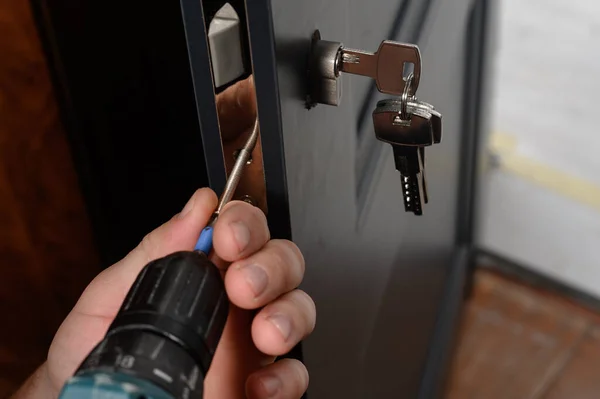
[239,195,257,206]
[233,149,253,164]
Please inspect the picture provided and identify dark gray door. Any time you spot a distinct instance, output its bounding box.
[246,0,480,397]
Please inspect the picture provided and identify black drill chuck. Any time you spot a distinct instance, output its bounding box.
[74,251,229,398]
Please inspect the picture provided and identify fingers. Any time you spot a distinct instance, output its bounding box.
[212,200,270,262]
[246,358,309,399]
[73,188,218,318]
[225,240,304,309]
[221,230,312,356]
[252,290,316,357]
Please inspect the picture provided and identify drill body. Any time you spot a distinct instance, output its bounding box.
[58,250,229,399]
[59,372,172,399]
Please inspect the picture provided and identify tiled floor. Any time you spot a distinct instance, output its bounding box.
[445,268,600,399]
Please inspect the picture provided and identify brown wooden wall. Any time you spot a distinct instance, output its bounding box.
[0,0,101,395]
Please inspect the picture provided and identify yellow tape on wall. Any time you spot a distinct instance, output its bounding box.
[489,132,600,212]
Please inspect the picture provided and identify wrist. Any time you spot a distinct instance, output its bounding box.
[10,363,56,399]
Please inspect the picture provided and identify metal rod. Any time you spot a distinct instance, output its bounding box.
[211,118,260,223]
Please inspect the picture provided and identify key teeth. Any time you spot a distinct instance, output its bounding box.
[401,174,424,215]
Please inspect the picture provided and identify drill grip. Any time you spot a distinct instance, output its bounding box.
[60,251,229,399]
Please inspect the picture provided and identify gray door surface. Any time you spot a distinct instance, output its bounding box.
[253,0,478,397]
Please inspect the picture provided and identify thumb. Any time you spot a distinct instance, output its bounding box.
[73,188,218,318]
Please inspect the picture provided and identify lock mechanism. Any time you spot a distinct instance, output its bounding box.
[306,30,343,107]
[306,30,422,108]
[306,31,443,215]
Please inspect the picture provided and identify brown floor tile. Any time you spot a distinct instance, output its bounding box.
[445,270,596,399]
[541,324,600,399]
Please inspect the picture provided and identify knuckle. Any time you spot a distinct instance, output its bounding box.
[138,228,174,263]
[298,290,316,314]
[269,240,291,264]
[256,209,270,239]
[285,242,306,285]
[220,200,251,218]
[283,359,309,392]
[289,290,316,332]
[295,361,310,391]
[287,241,305,273]
[266,241,302,288]
[245,204,269,238]
[222,201,269,239]
[273,240,304,271]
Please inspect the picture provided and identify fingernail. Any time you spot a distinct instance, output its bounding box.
[230,220,250,252]
[240,264,268,297]
[268,314,292,341]
[260,375,281,397]
[178,195,195,219]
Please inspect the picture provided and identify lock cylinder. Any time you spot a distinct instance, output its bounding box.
[307,30,343,107]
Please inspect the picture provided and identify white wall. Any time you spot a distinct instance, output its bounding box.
[477,0,600,297]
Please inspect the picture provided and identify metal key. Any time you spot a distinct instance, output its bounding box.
[392,145,427,215]
[409,100,442,144]
[371,77,442,215]
[340,40,422,96]
[374,101,434,214]
[373,99,442,146]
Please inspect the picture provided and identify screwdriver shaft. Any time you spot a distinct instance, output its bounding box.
[213,118,260,221]
[195,118,259,254]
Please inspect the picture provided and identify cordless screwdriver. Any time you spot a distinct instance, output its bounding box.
[58,120,260,399]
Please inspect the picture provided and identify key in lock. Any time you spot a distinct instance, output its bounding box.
[307,31,421,106]
[307,32,443,215]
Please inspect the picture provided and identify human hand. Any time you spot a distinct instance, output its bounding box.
[12,76,314,399]
[44,188,314,398]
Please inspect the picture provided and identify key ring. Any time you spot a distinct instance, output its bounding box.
[400,73,413,121]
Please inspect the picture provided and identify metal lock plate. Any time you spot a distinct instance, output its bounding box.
[206,3,268,213]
